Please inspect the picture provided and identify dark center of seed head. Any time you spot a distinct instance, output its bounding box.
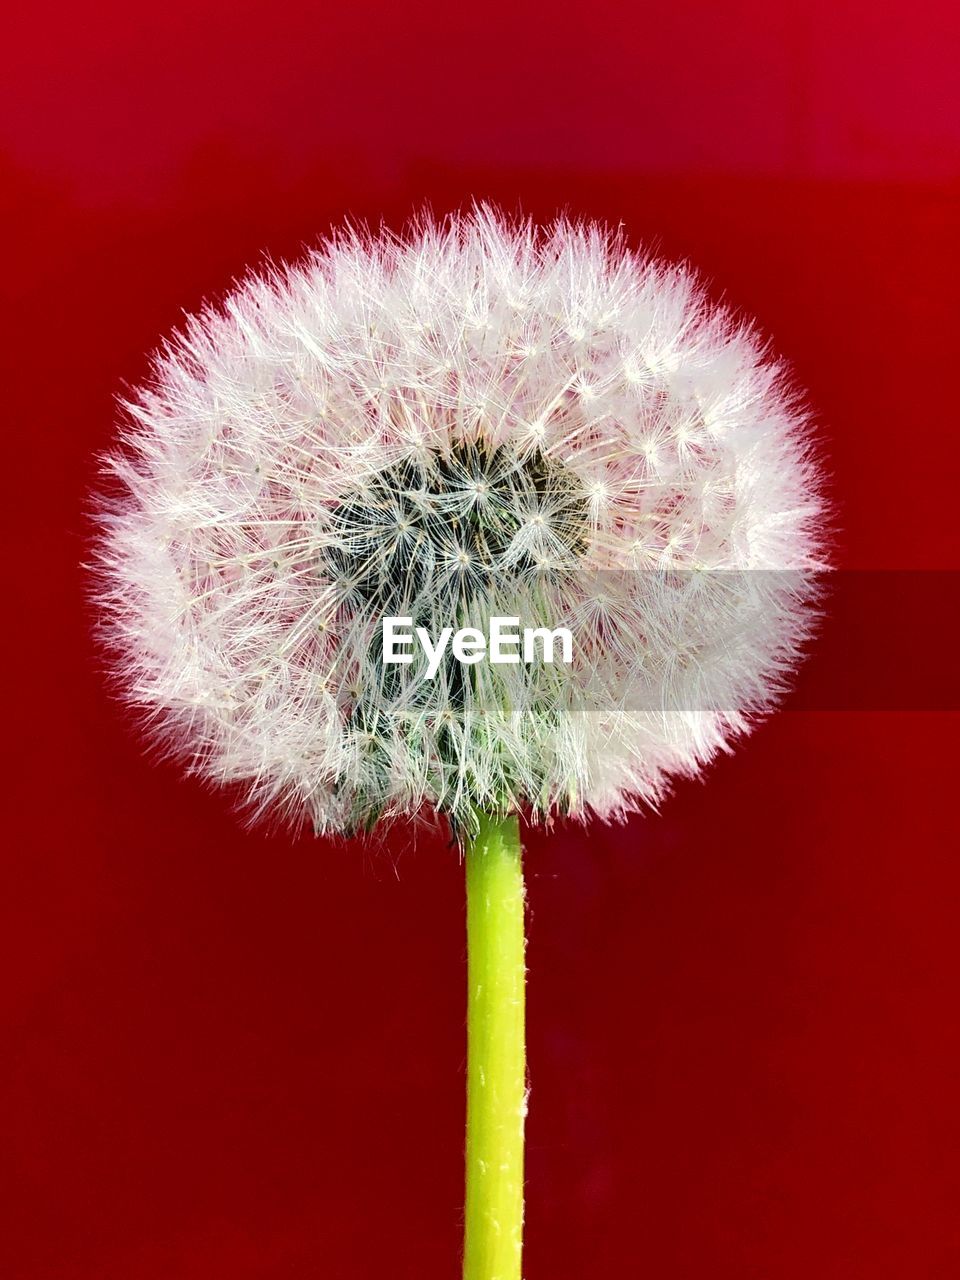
[325,439,589,610]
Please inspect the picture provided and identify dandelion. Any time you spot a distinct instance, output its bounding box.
[93,208,826,1280]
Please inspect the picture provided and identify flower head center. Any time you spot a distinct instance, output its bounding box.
[324,438,588,609]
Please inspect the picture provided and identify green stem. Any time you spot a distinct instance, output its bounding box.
[463,811,526,1280]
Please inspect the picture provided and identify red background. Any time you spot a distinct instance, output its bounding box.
[3,2,959,1276]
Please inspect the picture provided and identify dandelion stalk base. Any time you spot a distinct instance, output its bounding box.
[463,812,526,1280]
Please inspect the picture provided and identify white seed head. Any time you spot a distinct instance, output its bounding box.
[93,208,826,836]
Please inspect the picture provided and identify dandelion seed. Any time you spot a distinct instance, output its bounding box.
[93,207,826,841]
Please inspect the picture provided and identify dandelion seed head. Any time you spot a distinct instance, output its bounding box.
[94,207,826,837]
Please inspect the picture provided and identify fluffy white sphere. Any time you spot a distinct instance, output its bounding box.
[95,209,826,835]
